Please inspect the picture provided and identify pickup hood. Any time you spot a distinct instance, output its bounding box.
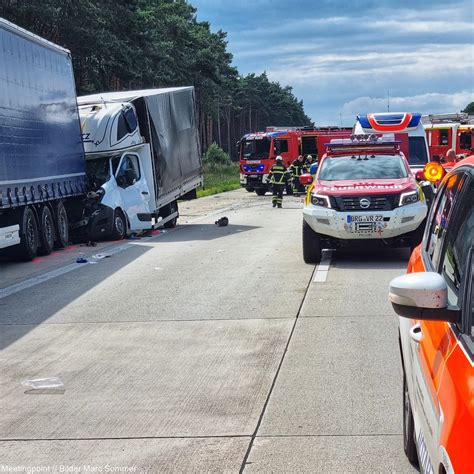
[314,177,415,196]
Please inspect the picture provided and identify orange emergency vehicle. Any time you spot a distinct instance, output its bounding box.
[238,127,351,195]
[389,155,474,473]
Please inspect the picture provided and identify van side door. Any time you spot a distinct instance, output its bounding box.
[115,153,152,231]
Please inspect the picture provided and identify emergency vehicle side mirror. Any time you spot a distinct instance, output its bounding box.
[299,173,313,186]
[389,273,461,323]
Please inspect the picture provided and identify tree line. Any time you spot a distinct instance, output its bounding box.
[1,0,313,159]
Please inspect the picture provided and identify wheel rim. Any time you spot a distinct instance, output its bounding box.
[115,215,125,236]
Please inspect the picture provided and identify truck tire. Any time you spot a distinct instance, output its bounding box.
[13,206,39,261]
[403,373,419,466]
[255,189,266,196]
[245,186,254,193]
[54,201,69,249]
[163,201,178,229]
[302,219,322,264]
[38,205,55,255]
[111,209,126,240]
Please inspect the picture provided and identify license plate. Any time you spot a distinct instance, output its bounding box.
[347,215,384,233]
[247,175,260,179]
[347,215,383,223]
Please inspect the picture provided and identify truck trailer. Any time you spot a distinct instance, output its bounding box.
[75,88,202,240]
[0,18,86,260]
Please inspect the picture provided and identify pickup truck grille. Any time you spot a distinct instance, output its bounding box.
[332,194,399,212]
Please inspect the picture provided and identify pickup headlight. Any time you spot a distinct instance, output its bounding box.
[311,194,331,208]
[399,190,420,206]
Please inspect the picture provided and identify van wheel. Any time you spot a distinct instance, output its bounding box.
[38,206,55,255]
[13,207,39,261]
[302,220,322,264]
[163,201,178,229]
[255,189,266,196]
[111,210,126,240]
[54,201,69,248]
[403,373,419,466]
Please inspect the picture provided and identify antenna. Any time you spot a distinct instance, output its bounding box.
[387,90,390,112]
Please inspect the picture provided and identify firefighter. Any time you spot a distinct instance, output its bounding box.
[268,156,289,208]
[290,155,306,193]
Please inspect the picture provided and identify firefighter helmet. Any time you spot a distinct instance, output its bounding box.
[276,155,283,162]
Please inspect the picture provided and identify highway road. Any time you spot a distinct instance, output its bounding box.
[0,189,416,473]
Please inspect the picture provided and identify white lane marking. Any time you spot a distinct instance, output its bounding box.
[313,250,332,283]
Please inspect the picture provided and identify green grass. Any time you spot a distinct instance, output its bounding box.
[197,162,241,198]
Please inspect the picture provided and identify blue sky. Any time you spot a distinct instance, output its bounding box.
[191,0,474,126]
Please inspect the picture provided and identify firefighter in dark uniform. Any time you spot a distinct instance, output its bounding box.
[290,154,307,193]
[268,156,289,208]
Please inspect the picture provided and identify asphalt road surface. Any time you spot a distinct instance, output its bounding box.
[0,189,417,473]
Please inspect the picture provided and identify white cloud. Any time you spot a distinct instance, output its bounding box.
[341,91,474,123]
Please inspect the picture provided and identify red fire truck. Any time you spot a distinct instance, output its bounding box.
[238,127,352,195]
[423,113,474,160]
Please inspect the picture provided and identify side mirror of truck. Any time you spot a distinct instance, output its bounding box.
[299,173,313,186]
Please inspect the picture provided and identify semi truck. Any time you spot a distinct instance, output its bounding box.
[0,18,202,260]
[0,18,86,260]
[75,88,202,241]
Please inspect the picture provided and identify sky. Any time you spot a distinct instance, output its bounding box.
[191,0,474,126]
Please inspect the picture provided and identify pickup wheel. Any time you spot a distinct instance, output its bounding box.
[245,186,254,192]
[111,210,126,240]
[403,372,419,466]
[12,206,39,261]
[54,201,69,249]
[38,205,55,255]
[302,219,322,264]
[255,189,266,196]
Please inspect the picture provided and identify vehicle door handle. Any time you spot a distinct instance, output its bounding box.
[141,191,149,195]
[410,324,423,343]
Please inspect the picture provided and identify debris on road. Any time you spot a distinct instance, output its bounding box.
[215,217,229,227]
[76,257,88,263]
[22,377,65,395]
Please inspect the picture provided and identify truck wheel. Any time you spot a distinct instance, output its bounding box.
[13,206,39,261]
[54,201,69,249]
[302,219,322,264]
[111,210,126,240]
[255,189,266,196]
[403,373,419,466]
[245,186,254,193]
[38,205,55,255]
[163,201,178,229]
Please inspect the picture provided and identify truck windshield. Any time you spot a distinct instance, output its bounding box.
[242,138,270,159]
[408,137,429,166]
[86,157,113,189]
[319,154,408,181]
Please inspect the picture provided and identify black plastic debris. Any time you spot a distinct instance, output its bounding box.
[215,217,229,227]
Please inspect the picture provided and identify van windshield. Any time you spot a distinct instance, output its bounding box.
[319,154,408,181]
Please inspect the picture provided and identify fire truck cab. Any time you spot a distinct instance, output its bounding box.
[423,113,474,160]
[354,112,430,171]
[238,127,351,195]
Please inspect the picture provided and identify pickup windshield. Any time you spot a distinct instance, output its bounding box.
[319,154,408,181]
[241,138,270,159]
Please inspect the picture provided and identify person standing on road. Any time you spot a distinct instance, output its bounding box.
[290,155,306,193]
[268,156,289,208]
